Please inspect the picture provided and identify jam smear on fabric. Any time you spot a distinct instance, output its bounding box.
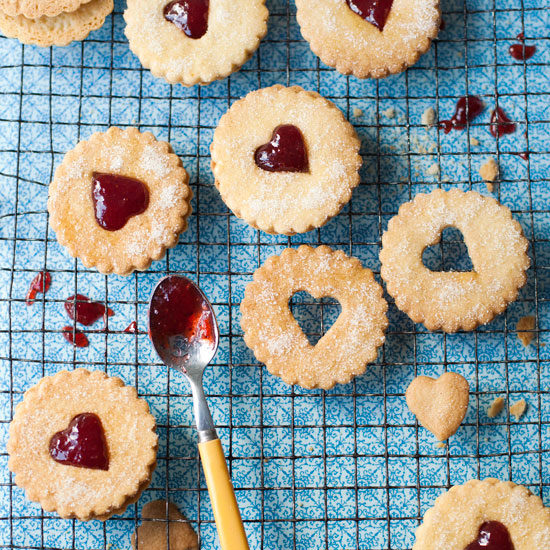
[490,107,516,138]
[64,294,114,326]
[26,271,51,306]
[49,413,109,470]
[439,95,484,133]
[92,172,149,232]
[465,521,514,550]
[255,125,309,173]
[62,326,89,348]
[164,0,209,39]
[124,321,138,334]
[345,0,394,31]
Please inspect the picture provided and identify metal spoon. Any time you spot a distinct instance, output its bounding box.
[148,275,249,550]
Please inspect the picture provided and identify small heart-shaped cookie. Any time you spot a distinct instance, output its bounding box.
[406,372,469,441]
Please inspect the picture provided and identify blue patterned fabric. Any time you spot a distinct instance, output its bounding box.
[0,0,549,548]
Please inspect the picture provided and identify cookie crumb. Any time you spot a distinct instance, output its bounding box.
[510,399,527,421]
[516,315,535,347]
[470,136,480,146]
[426,163,440,177]
[487,396,505,418]
[479,157,499,192]
[383,107,396,119]
[353,107,363,118]
[435,442,446,449]
[421,107,436,129]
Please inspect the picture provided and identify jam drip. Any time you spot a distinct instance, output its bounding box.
[125,321,138,334]
[490,107,516,138]
[440,95,484,133]
[465,521,514,550]
[65,294,114,326]
[26,271,51,306]
[255,125,309,173]
[62,326,89,348]
[92,172,149,232]
[509,33,536,61]
[345,0,394,31]
[49,413,109,470]
[164,0,209,39]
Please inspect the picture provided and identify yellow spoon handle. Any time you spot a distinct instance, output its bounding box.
[198,438,249,550]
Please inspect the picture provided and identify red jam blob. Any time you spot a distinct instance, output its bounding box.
[92,172,149,232]
[514,151,529,161]
[440,95,484,133]
[26,271,51,306]
[509,43,536,61]
[62,326,89,348]
[124,321,138,334]
[345,0,394,31]
[465,521,514,550]
[164,0,209,39]
[64,294,114,326]
[255,125,309,173]
[49,413,109,470]
[490,107,516,138]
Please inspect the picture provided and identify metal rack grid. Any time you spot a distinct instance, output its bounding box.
[0,0,549,548]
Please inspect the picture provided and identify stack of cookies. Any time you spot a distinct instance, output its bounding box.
[0,0,113,46]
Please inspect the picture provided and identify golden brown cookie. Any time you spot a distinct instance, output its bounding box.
[211,85,362,235]
[7,369,158,521]
[241,245,388,389]
[413,478,550,549]
[0,0,91,18]
[295,0,441,79]
[406,372,469,441]
[132,500,199,550]
[0,0,113,47]
[380,189,530,332]
[48,127,192,276]
[124,0,268,86]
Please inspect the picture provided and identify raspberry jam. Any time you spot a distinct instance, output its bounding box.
[465,521,514,550]
[49,413,109,470]
[345,0,394,31]
[509,34,536,61]
[64,294,114,326]
[440,95,484,133]
[62,326,89,348]
[255,125,309,173]
[164,0,209,39]
[124,321,138,334]
[92,173,149,232]
[26,271,51,306]
[490,107,516,138]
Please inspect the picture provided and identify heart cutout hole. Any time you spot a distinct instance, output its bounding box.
[289,291,341,346]
[422,226,473,272]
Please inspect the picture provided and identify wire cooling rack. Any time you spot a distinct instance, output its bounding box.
[1,0,549,549]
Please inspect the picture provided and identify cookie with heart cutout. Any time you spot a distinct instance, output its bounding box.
[7,369,158,521]
[240,245,388,390]
[0,0,113,47]
[413,478,550,549]
[295,0,441,79]
[406,372,469,441]
[124,0,268,86]
[47,127,192,276]
[211,85,362,235]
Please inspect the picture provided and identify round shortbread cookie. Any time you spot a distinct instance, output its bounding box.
[0,0,92,19]
[380,189,530,332]
[0,0,113,47]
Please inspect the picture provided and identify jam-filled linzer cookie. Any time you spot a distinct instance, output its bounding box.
[7,369,158,520]
[295,0,441,79]
[124,0,268,86]
[211,85,362,235]
[380,189,529,332]
[241,246,388,389]
[413,478,550,549]
[47,127,192,276]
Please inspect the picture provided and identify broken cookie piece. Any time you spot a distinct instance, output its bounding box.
[487,396,505,418]
[479,157,499,192]
[510,399,527,421]
[516,315,535,347]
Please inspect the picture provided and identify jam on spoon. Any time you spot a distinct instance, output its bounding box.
[439,95,484,133]
[255,125,309,173]
[164,0,209,39]
[345,0,394,31]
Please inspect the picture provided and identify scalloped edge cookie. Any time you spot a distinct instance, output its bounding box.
[211,85,362,235]
[0,0,92,19]
[47,127,192,276]
[7,369,158,521]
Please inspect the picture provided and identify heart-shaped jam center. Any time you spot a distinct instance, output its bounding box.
[49,413,109,470]
[164,0,209,39]
[92,172,149,232]
[346,0,394,31]
[465,521,514,550]
[254,125,309,173]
